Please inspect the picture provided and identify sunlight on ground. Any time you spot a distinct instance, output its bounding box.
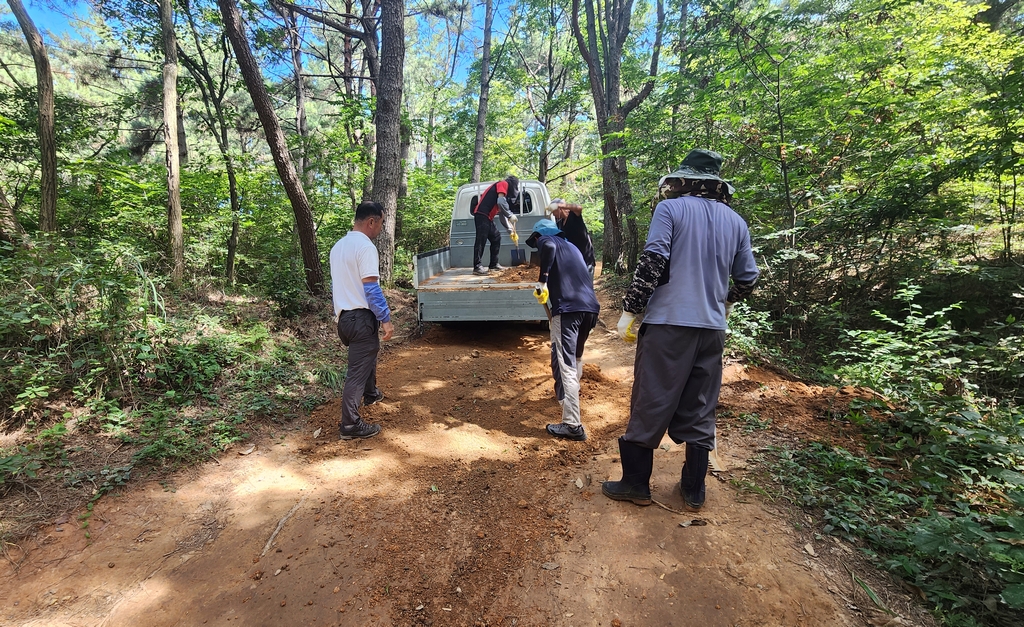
[231,456,314,501]
[400,420,520,462]
[397,377,448,395]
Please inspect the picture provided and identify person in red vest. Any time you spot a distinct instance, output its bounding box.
[471,176,520,275]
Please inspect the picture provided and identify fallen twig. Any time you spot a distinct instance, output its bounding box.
[261,496,306,558]
[16,479,43,503]
[651,499,688,515]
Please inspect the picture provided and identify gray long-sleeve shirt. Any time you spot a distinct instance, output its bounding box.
[642,196,759,330]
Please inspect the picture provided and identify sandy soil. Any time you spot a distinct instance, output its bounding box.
[491,265,539,284]
[0,288,932,626]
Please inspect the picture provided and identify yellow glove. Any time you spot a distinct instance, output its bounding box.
[534,283,549,305]
[617,312,637,342]
[511,230,519,245]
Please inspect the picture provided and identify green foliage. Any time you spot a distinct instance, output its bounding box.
[0,234,308,484]
[736,412,772,433]
[0,422,69,487]
[770,293,1024,625]
[833,284,966,398]
[315,366,348,390]
[0,447,42,486]
[625,0,1023,359]
[725,301,777,360]
[0,238,162,420]
[401,168,458,253]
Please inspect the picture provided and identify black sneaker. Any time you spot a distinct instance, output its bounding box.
[339,422,382,440]
[473,266,489,275]
[546,423,587,441]
[489,264,507,271]
[363,389,385,406]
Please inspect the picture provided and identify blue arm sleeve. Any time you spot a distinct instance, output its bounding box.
[362,282,391,322]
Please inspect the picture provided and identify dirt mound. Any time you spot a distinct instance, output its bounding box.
[581,362,613,382]
[719,363,887,455]
[491,265,538,284]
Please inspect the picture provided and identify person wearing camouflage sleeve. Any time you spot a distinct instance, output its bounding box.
[603,149,759,510]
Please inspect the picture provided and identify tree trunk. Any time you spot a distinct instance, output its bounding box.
[224,158,242,284]
[397,117,411,241]
[598,133,624,272]
[471,0,494,183]
[370,0,404,286]
[8,0,57,232]
[160,0,185,287]
[571,0,664,273]
[426,92,436,176]
[0,185,27,245]
[538,134,549,183]
[362,128,375,200]
[282,7,308,181]
[177,101,189,166]
[179,6,242,285]
[219,0,324,294]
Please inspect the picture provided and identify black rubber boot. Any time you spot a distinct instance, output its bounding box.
[602,437,653,506]
[680,443,710,510]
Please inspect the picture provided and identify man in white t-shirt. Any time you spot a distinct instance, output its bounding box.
[329,201,395,440]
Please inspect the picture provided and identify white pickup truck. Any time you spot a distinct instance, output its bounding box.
[413,180,551,323]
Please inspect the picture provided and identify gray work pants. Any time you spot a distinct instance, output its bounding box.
[336,309,380,428]
[623,324,725,450]
[550,311,598,427]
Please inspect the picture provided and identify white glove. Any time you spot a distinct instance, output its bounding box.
[534,283,549,305]
[617,312,637,342]
[509,214,518,226]
[725,302,735,318]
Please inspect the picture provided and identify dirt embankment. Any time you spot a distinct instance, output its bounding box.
[0,285,932,627]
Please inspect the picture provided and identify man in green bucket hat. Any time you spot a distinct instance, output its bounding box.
[604,149,759,509]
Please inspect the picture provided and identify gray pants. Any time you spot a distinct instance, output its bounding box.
[336,309,380,428]
[623,324,725,450]
[550,311,598,427]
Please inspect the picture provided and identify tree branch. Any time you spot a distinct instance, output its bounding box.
[622,0,664,118]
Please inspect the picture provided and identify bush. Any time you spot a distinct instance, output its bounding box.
[769,285,1024,625]
[0,238,162,423]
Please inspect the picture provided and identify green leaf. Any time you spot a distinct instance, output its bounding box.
[1001,584,1024,609]
[993,469,1024,486]
[1005,516,1024,534]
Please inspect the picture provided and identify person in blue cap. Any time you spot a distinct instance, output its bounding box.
[526,219,600,441]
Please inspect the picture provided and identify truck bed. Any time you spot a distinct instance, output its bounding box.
[418,267,535,290]
[414,248,547,323]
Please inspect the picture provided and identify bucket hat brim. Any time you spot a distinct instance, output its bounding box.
[658,169,735,196]
[658,149,735,195]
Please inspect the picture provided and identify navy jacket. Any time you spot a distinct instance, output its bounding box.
[536,234,600,316]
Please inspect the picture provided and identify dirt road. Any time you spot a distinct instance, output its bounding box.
[1,307,915,626]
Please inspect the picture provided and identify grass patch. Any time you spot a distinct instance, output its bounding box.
[0,243,347,543]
